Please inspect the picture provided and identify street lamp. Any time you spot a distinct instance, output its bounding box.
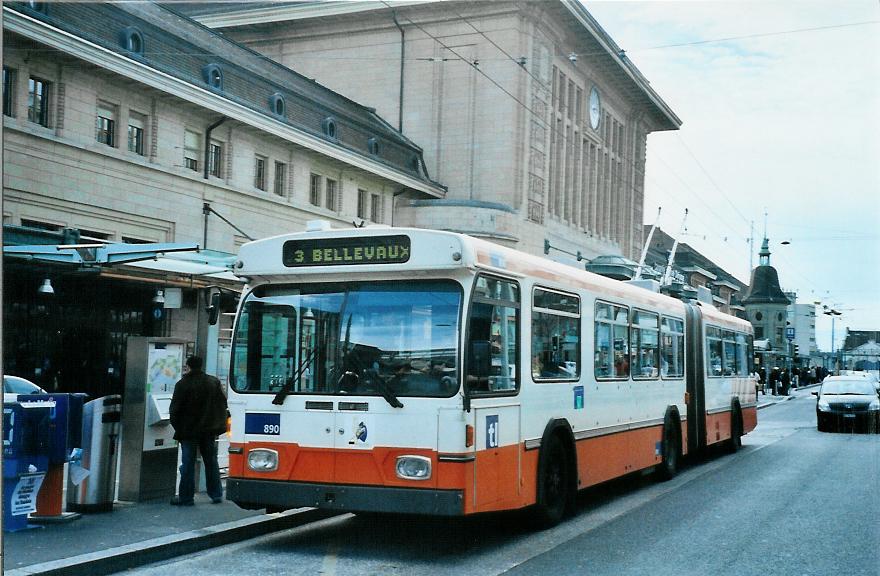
[822,305,856,373]
[37,278,55,295]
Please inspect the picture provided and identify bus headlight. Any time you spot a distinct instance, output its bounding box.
[247,449,279,472]
[395,455,432,480]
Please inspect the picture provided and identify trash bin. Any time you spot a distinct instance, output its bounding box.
[66,395,122,513]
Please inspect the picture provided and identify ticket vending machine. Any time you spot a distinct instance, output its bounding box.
[120,337,191,501]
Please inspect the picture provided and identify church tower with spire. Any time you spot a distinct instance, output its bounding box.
[741,238,791,360]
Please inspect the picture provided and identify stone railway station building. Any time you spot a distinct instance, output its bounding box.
[184,0,681,265]
[2,0,678,398]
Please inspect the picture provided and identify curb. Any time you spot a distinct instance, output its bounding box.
[757,385,819,410]
[5,508,334,576]
[757,395,794,410]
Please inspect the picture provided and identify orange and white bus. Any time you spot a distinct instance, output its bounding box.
[225,222,756,525]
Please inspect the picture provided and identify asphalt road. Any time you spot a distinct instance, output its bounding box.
[121,389,880,576]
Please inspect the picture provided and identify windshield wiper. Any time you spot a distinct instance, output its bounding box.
[272,348,318,406]
[377,376,404,409]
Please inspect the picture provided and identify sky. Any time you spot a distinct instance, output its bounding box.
[584,0,880,352]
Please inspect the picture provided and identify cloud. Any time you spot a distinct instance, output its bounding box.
[586,1,880,331]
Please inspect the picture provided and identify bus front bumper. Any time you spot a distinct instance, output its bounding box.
[227,478,465,516]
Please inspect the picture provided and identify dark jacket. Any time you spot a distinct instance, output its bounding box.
[169,369,228,441]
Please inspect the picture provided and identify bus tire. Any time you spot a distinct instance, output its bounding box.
[533,434,570,528]
[655,408,681,481]
[726,402,743,454]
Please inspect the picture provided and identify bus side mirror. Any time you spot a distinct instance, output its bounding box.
[206,289,221,325]
[469,340,491,379]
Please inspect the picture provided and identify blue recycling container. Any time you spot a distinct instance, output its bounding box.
[21,393,87,464]
[3,401,51,532]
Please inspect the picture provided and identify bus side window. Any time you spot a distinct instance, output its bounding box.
[595,302,629,380]
[706,326,723,377]
[466,276,520,395]
[532,288,580,381]
[467,302,493,393]
[660,317,685,378]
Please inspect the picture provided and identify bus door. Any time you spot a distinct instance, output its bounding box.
[684,303,706,455]
[471,403,521,511]
[465,274,522,511]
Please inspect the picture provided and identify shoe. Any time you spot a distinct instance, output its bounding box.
[211,497,223,504]
[170,497,194,506]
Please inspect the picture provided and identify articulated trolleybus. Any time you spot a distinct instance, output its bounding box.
[226,222,756,525]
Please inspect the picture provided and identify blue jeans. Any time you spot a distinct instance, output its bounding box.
[177,436,222,503]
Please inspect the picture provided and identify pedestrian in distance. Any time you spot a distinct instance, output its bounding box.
[169,355,228,506]
[780,368,791,396]
[770,367,780,395]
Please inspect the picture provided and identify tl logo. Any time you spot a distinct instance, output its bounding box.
[486,415,499,449]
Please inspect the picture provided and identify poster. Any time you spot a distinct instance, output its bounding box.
[11,473,45,516]
[147,343,184,393]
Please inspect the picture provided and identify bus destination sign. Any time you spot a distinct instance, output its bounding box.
[283,235,411,267]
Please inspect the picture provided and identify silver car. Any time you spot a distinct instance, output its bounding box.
[3,375,47,402]
[814,376,880,433]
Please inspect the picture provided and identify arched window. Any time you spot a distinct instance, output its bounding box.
[26,2,48,14]
[120,27,145,56]
[322,117,337,140]
[202,64,224,91]
[367,137,380,156]
[268,93,286,118]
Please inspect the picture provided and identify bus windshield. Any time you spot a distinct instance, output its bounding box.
[231,280,462,398]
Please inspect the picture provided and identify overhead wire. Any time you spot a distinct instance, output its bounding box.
[420,2,760,270]
[14,2,872,302]
[426,2,763,284]
[428,3,875,302]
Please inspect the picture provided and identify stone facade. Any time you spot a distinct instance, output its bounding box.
[1,1,441,390]
[3,23,433,254]
[188,0,680,265]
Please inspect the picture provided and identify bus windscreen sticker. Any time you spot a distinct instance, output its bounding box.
[347,416,372,447]
[486,415,499,449]
[245,413,280,435]
[283,235,411,267]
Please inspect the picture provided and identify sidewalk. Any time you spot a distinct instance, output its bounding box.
[757,383,818,409]
[3,489,330,576]
[757,390,795,409]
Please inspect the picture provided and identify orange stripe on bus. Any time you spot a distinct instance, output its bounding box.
[231,442,466,490]
[231,411,754,516]
[743,406,757,435]
[575,424,664,488]
[470,443,523,513]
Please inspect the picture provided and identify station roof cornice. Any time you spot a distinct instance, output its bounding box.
[180,0,681,132]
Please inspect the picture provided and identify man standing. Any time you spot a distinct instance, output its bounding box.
[169,356,227,506]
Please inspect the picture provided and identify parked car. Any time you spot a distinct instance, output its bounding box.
[813,376,880,433]
[3,375,47,402]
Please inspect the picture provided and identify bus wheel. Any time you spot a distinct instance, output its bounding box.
[655,412,680,481]
[534,435,569,528]
[726,405,742,454]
